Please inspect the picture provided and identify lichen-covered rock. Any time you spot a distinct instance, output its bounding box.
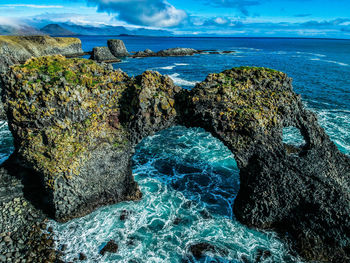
[0,36,83,74]
[107,39,129,57]
[2,55,141,221]
[2,58,349,262]
[0,35,83,120]
[90,46,120,62]
[133,49,156,57]
[119,71,181,144]
[179,66,350,262]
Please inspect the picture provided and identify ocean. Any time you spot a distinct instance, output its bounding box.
[1,36,349,262]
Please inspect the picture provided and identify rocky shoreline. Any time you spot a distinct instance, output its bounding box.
[0,39,349,262]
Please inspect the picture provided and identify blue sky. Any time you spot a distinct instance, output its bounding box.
[0,0,350,38]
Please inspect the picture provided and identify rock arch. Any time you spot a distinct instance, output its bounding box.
[1,56,349,261]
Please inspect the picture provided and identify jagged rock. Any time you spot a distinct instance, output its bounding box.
[107,39,129,57]
[156,47,198,56]
[90,46,121,63]
[2,57,349,262]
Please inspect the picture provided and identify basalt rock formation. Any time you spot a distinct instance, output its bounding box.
[90,46,121,63]
[107,39,129,57]
[0,35,83,119]
[1,56,349,262]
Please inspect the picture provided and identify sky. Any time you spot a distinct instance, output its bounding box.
[0,0,350,38]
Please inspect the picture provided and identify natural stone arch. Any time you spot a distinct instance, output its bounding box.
[1,56,349,262]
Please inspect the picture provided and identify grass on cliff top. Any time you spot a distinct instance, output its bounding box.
[0,35,81,48]
[16,55,110,86]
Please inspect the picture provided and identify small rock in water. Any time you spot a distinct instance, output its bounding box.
[119,210,130,221]
[79,252,87,260]
[100,240,118,256]
[189,242,227,259]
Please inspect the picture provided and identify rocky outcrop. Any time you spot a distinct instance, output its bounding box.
[2,55,141,222]
[107,39,129,57]
[90,47,121,63]
[0,35,83,120]
[0,35,83,74]
[133,49,156,57]
[2,57,349,262]
[156,47,198,56]
[179,67,350,262]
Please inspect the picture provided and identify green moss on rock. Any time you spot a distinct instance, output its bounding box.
[4,55,130,188]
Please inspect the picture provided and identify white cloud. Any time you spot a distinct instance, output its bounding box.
[86,0,187,27]
[1,4,63,9]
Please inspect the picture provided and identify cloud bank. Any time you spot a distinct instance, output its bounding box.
[86,0,187,27]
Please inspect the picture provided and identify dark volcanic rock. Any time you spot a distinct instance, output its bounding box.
[90,46,121,63]
[107,39,129,57]
[2,57,349,262]
[133,49,156,57]
[2,55,141,222]
[100,240,118,256]
[179,67,350,262]
[156,47,198,56]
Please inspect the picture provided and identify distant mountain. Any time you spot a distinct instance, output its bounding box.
[60,23,172,36]
[0,24,43,36]
[40,24,76,36]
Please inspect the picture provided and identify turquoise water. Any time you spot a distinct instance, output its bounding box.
[1,37,349,262]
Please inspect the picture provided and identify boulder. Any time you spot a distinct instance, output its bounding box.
[107,39,129,57]
[90,46,120,63]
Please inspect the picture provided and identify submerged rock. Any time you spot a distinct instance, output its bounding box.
[90,46,121,63]
[100,240,118,256]
[189,242,228,259]
[1,57,349,261]
[107,39,129,57]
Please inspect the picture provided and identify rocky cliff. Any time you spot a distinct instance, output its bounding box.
[0,35,83,119]
[1,57,349,262]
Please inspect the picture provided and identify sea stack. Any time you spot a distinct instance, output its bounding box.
[107,39,129,57]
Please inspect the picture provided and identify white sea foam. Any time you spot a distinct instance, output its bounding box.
[49,127,303,263]
[169,73,199,87]
[158,65,176,70]
[310,58,349,66]
[174,63,189,66]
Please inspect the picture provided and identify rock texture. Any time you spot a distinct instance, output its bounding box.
[107,39,129,57]
[90,46,121,63]
[0,35,83,74]
[0,35,83,119]
[2,57,349,262]
[156,47,198,56]
[179,67,350,262]
[2,55,141,222]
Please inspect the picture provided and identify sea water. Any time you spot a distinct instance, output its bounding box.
[1,37,349,262]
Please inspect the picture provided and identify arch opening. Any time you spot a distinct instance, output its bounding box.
[282,126,307,154]
[133,125,240,218]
